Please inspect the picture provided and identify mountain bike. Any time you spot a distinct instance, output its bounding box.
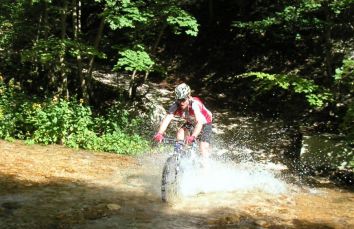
[161,137,199,202]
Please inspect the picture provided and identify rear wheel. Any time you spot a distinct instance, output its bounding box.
[161,154,181,202]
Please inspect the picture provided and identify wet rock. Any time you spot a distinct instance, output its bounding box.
[0,201,21,217]
[0,206,5,217]
[300,133,354,183]
[329,169,354,187]
[255,219,271,227]
[107,203,121,211]
[1,201,21,210]
[83,206,107,220]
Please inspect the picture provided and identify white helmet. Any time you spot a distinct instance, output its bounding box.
[175,83,191,100]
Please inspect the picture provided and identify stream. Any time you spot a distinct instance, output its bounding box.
[74,149,354,229]
[0,113,353,228]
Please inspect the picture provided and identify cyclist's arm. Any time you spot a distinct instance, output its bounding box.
[157,113,174,134]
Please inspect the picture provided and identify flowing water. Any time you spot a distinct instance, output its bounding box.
[1,126,353,228]
[102,149,353,229]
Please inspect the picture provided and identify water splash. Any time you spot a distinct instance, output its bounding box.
[179,154,288,197]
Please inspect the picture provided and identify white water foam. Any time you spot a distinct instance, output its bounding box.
[179,156,288,197]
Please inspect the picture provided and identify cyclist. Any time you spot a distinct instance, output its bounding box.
[153,83,213,158]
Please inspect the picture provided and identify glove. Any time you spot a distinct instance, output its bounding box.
[153,133,164,143]
[186,135,195,145]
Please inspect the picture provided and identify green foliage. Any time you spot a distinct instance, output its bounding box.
[165,6,199,36]
[1,0,200,100]
[330,0,354,14]
[240,72,333,108]
[101,0,150,30]
[94,130,149,155]
[0,78,24,139]
[29,98,92,145]
[334,57,354,140]
[232,0,353,33]
[0,78,150,155]
[334,57,354,83]
[340,101,354,139]
[94,101,144,135]
[114,45,154,73]
[101,0,199,36]
[0,21,14,51]
[21,38,106,64]
[102,0,198,77]
[233,17,277,34]
[0,1,23,48]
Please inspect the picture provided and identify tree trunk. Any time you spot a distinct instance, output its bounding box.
[143,22,167,84]
[43,0,54,94]
[128,70,137,99]
[86,17,105,102]
[152,22,167,55]
[33,6,42,78]
[59,0,68,99]
[73,0,84,100]
[208,0,214,25]
[324,3,333,86]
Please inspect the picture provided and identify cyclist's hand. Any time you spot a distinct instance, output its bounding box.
[153,133,164,143]
[186,135,195,145]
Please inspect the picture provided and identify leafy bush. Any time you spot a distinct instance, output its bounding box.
[28,98,93,145]
[0,77,150,154]
[100,102,144,133]
[0,78,27,140]
[99,130,149,155]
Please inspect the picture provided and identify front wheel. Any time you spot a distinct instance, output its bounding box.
[161,154,181,202]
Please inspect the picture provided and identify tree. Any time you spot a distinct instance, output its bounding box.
[97,0,199,97]
[231,0,354,109]
[114,45,154,99]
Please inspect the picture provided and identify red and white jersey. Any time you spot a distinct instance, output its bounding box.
[168,97,212,124]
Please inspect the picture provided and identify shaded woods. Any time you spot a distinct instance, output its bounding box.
[0,1,353,159]
[0,2,353,228]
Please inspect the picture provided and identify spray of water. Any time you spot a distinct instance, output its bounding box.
[179,147,289,197]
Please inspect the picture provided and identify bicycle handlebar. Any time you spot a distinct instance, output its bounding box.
[161,137,198,148]
[162,137,181,144]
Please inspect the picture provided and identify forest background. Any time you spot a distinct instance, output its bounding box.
[0,0,353,167]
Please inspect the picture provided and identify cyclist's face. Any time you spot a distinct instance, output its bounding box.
[178,98,188,109]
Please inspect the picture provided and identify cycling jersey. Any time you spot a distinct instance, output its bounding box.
[168,97,212,124]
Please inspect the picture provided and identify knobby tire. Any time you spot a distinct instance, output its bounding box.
[161,154,181,202]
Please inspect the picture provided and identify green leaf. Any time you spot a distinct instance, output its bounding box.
[241,72,333,108]
[114,45,154,73]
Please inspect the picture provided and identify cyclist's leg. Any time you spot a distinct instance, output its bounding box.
[200,141,210,157]
[177,122,194,141]
[175,124,189,152]
[199,123,212,158]
[176,127,186,141]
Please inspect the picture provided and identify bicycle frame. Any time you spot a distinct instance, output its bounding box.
[162,137,198,154]
[160,137,199,202]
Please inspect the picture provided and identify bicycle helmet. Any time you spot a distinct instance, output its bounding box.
[175,83,191,100]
